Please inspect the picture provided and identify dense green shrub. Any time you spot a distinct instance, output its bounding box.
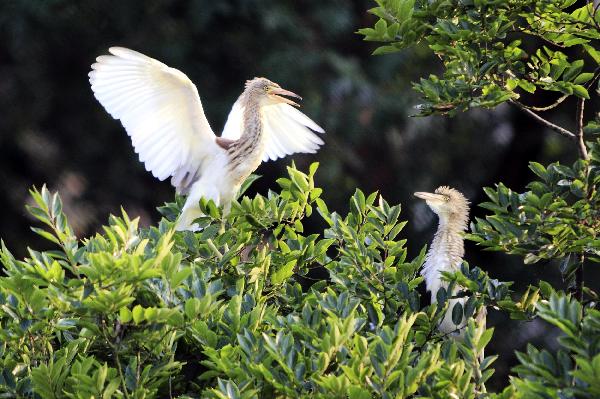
[355,0,600,397]
[0,163,502,397]
[1,162,598,398]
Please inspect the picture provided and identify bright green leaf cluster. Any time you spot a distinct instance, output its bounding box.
[359,0,600,115]
[468,139,600,296]
[512,293,600,398]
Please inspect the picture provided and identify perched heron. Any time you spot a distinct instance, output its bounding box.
[414,186,486,336]
[89,47,325,230]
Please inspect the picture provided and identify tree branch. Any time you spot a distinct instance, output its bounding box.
[576,98,589,160]
[575,254,585,302]
[588,1,600,31]
[509,99,577,140]
[515,94,569,112]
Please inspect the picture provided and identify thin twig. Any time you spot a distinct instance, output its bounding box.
[575,254,585,302]
[585,67,600,90]
[520,29,567,49]
[575,98,589,160]
[115,353,130,399]
[573,66,600,160]
[516,94,569,112]
[588,1,600,31]
[509,100,576,140]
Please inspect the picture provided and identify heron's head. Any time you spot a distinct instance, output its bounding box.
[414,186,470,225]
[244,77,302,107]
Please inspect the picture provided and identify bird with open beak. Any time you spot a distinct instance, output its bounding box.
[89,48,325,230]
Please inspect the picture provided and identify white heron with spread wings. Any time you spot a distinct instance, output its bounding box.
[89,47,325,230]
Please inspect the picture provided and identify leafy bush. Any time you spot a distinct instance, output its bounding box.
[359,0,599,159]
[358,0,597,113]
[511,294,600,398]
[2,162,598,398]
[357,1,600,397]
[469,140,600,299]
[0,163,515,398]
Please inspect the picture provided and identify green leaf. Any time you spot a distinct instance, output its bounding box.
[271,260,296,285]
[574,72,594,84]
[348,385,372,399]
[373,45,400,55]
[452,302,463,326]
[172,267,192,287]
[132,305,144,324]
[239,174,261,196]
[477,328,494,353]
[563,60,584,82]
[374,19,387,37]
[584,44,600,64]
[119,307,132,324]
[517,80,536,93]
[529,162,547,180]
[185,298,200,319]
[572,84,590,99]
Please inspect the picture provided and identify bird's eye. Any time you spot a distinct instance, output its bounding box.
[263,85,269,92]
[444,195,450,202]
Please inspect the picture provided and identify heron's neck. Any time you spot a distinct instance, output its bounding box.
[422,212,468,301]
[228,96,263,167]
[240,95,262,142]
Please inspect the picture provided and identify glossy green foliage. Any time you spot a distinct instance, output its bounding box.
[359,0,600,115]
[512,293,600,398]
[0,163,506,398]
[469,140,600,294]
[359,3,600,397]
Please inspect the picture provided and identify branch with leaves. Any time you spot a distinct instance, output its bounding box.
[359,0,600,159]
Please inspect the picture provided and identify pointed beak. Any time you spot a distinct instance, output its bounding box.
[269,87,302,107]
[414,192,445,201]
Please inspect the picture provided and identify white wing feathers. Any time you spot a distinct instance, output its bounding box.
[221,101,244,141]
[222,101,325,162]
[90,47,325,196]
[89,47,219,193]
[262,104,325,162]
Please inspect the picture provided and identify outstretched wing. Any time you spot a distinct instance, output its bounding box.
[89,47,220,193]
[222,101,325,162]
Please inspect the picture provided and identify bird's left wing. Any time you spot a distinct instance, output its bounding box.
[222,102,325,162]
[89,47,219,193]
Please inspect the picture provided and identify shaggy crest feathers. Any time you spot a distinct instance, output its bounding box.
[245,77,277,88]
[432,186,470,229]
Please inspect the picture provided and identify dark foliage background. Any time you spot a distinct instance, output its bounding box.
[1,0,596,389]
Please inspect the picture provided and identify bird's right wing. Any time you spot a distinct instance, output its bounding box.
[260,103,325,162]
[89,47,219,193]
[221,101,325,162]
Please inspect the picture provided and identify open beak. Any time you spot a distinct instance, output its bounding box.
[414,192,445,201]
[270,87,302,107]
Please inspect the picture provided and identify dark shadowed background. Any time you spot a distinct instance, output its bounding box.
[1,0,595,389]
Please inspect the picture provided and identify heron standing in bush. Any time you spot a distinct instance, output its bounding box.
[89,47,325,230]
[414,187,486,336]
